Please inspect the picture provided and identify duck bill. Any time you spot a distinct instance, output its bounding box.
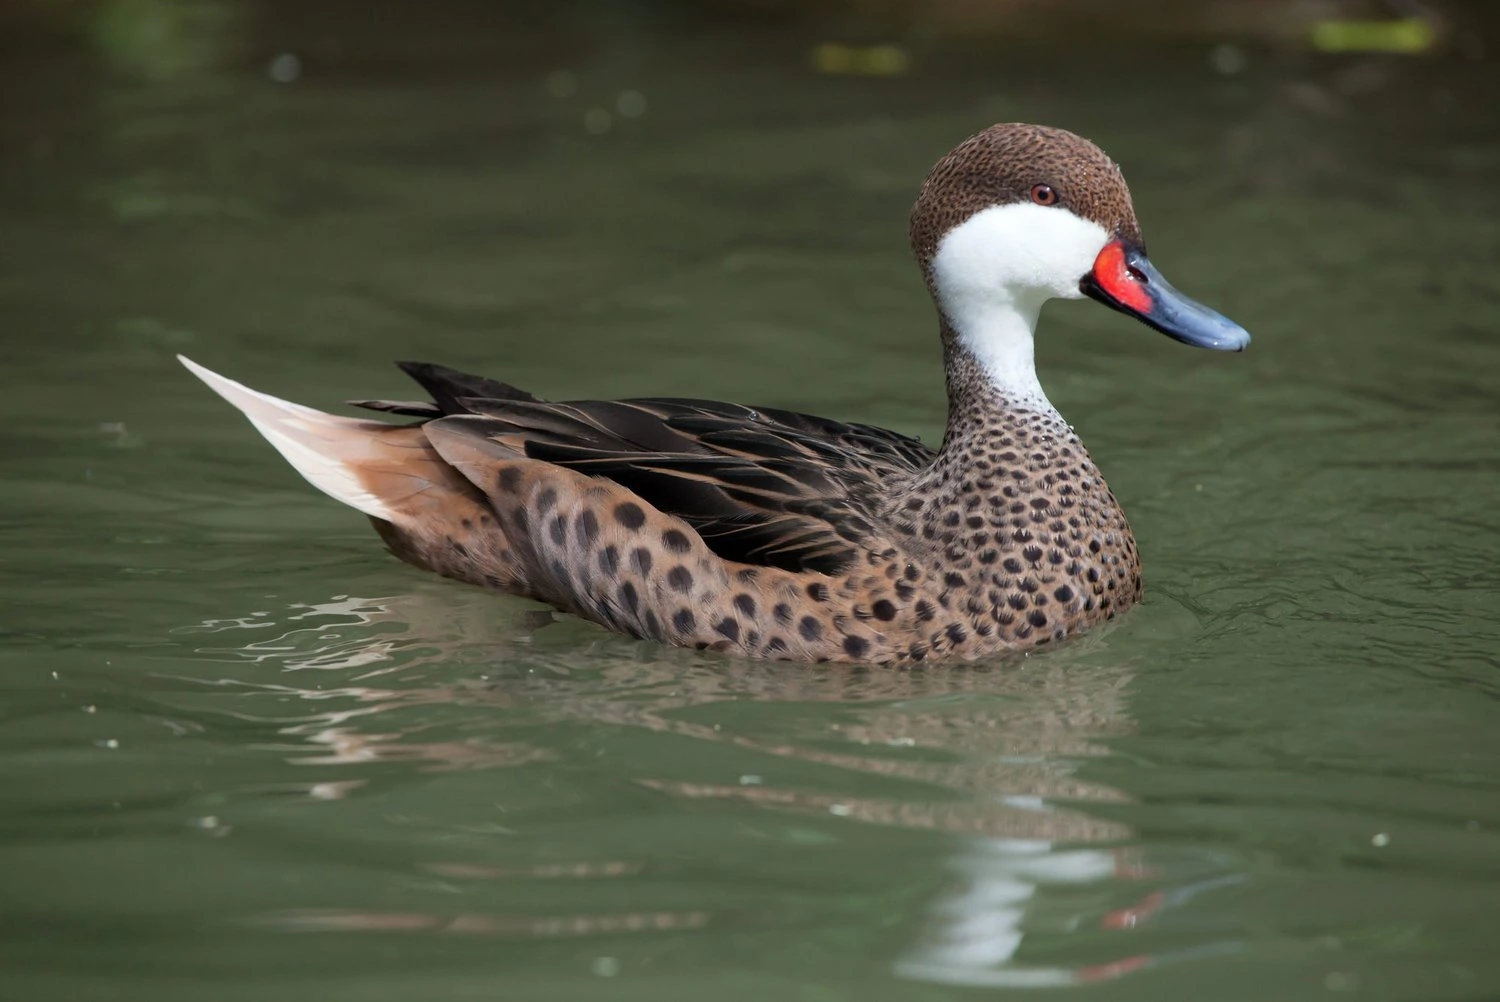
[1080,240,1250,351]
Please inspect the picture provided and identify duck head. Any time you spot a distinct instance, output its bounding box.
[911,124,1249,400]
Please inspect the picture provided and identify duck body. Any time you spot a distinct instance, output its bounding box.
[183,124,1246,664]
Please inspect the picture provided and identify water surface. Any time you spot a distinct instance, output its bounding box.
[3,9,1499,1001]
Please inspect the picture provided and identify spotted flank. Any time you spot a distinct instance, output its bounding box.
[181,123,1247,663]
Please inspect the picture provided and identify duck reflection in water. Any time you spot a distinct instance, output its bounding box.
[174,590,1243,976]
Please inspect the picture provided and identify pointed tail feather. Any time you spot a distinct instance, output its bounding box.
[178,355,414,519]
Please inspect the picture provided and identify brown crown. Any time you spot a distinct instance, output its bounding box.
[909,123,1143,276]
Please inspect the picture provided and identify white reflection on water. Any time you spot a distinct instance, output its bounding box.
[898,834,1248,989]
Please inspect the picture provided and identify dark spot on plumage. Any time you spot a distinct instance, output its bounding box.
[460,518,473,531]
[946,623,968,646]
[575,509,600,545]
[894,579,915,599]
[872,599,897,622]
[1089,539,1102,553]
[915,600,936,622]
[1021,545,1043,564]
[883,563,898,579]
[799,616,822,641]
[715,618,740,643]
[908,643,927,662]
[1054,584,1075,602]
[733,593,757,617]
[600,545,620,577]
[498,467,523,493]
[621,582,639,613]
[673,608,696,633]
[548,515,567,546]
[630,548,652,575]
[662,529,691,553]
[806,582,830,602]
[943,511,961,527]
[644,609,660,636]
[1013,528,1034,543]
[1028,609,1048,628]
[904,497,924,511]
[766,636,789,654]
[944,571,966,589]
[536,488,558,513]
[1087,567,1101,583]
[614,502,646,530]
[774,602,792,625]
[1006,593,1028,611]
[667,566,693,593]
[737,568,758,583]
[842,635,869,659]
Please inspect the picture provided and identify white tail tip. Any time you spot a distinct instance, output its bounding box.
[178,354,397,521]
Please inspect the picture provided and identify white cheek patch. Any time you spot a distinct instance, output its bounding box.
[932,202,1109,306]
[929,203,1110,408]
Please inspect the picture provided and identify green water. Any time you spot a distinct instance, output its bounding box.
[3,9,1500,1001]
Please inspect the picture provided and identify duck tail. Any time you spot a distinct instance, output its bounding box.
[178,354,487,519]
[180,355,531,591]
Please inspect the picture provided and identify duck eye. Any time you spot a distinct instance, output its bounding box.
[1030,183,1058,206]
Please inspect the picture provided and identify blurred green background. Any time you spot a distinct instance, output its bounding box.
[2,2,1498,1002]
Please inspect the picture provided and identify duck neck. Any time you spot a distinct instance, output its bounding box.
[936,292,1060,457]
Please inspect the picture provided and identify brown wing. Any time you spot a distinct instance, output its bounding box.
[352,362,935,575]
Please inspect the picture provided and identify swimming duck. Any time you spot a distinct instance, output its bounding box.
[182,123,1248,664]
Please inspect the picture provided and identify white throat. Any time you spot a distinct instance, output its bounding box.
[929,202,1109,410]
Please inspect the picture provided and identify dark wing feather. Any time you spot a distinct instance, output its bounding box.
[352,363,935,574]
